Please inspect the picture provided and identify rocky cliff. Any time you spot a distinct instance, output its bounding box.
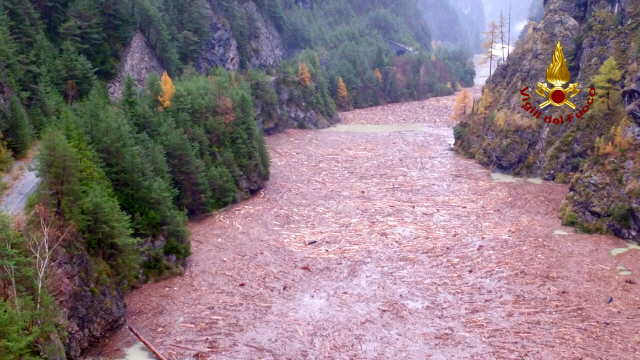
[455,0,640,239]
[52,249,127,359]
[108,31,163,99]
[193,3,240,73]
[240,2,285,69]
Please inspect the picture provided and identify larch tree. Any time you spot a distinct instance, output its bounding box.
[499,11,506,62]
[299,62,312,87]
[374,68,382,83]
[158,71,176,108]
[614,125,630,152]
[337,77,349,108]
[481,21,499,81]
[593,57,622,111]
[507,3,511,58]
[452,89,472,120]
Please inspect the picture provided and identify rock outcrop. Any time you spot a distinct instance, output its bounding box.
[52,250,127,359]
[455,0,640,239]
[241,1,285,69]
[194,4,240,74]
[108,31,163,99]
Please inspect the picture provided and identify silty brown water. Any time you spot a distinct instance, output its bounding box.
[93,88,640,360]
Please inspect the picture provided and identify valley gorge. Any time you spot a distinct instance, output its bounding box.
[1,0,639,358]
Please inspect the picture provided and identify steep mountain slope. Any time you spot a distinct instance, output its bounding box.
[0,0,478,358]
[455,0,640,239]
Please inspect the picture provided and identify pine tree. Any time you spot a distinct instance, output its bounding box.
[79,183,140,282]
[208,165,236,208]
[452,89,472,120]
[0,297,34,358]
[56,42,96,102]
[0,132,13,172]
[37,129,82,220]
[122,74,138,118]
[337,77,349,109]
[2,96,33,158]
[158,71,176,108]
[299,62,311,87]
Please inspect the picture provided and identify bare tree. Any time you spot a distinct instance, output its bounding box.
[26,205,69,313]
[499,11,507,62]
[481,21,499,81]
[508,3,512,59]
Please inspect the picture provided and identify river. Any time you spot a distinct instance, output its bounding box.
[92,88,640,359]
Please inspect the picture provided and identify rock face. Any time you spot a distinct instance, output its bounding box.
[275,84,339,132]
[194,4,240,74]
[52,250,127,359]
[108,31,163,99]
[622,74,640,122]
[241,1,285,69]
[452,0,486,53]
[455,0,640,239]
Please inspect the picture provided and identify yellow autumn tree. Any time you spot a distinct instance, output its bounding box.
[452,89,472,120]
[495,111,506,128]
[158,71,175,108]
[374,68,382,83]
[604,141,615,155]
[337,77,348,108]
[299,62,311,87]
[614,125,630,152]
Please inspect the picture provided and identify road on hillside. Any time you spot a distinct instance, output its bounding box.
[0,160,40,214]
[97,88,640,359]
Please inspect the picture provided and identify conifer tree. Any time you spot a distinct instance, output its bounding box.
[593,57,622,111]
[3,96,32,157]
[122,74,138,118]
[499,11,506,62]
[299,62,312,87]
[337,77,349,109]
[0,133,12,172]
[159,71,176,108]
[614,125,630,152]
[481,21,499,81]
[452,89,472,120]
[604,141,615,155]
[374,68,382,83]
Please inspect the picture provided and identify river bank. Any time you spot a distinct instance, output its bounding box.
[88,87,640,359]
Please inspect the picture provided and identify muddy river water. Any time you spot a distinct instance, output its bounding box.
[94,88,640,359]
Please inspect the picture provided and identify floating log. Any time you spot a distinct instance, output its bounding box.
[128,326,167,360]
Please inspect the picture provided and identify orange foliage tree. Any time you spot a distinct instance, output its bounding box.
[299,63,312,87]
[452,89,472,120]
[337,77,349,108]
[158,71,175,108]
[374,68,382,83]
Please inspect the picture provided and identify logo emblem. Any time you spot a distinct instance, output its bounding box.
[535,41,580,109]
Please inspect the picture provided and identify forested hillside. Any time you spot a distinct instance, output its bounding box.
[0,0,476,358]
[455,0,640,239]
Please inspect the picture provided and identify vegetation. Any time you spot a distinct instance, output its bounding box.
[0,0,477,356]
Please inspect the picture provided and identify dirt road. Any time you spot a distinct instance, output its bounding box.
[98,89,640,359]
[0,159,40,213]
